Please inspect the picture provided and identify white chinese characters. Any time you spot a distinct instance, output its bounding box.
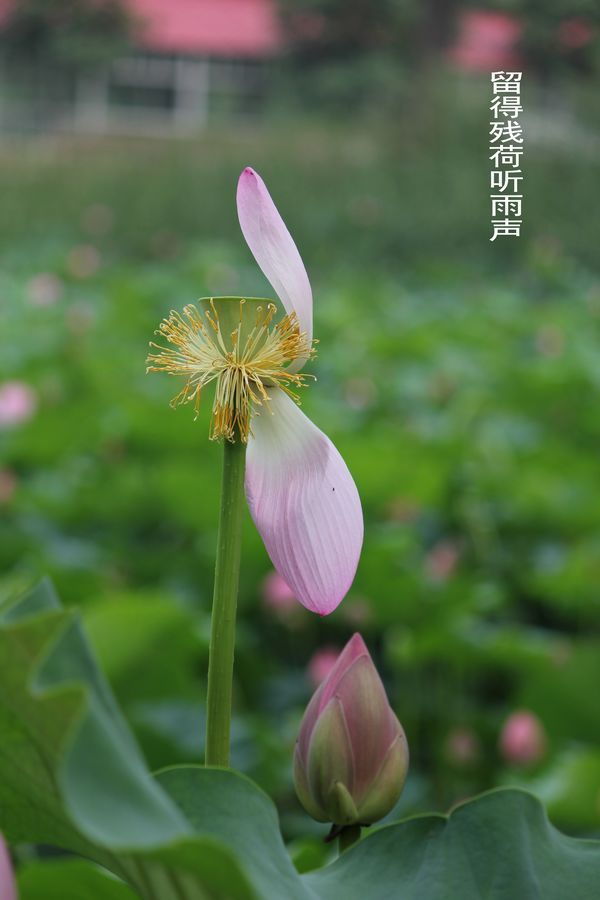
[489,71,523,241]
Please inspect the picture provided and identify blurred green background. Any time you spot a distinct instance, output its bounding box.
[1,0,600,876]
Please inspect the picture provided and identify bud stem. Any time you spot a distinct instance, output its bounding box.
[205,435,247,766]
[338,824,361,854]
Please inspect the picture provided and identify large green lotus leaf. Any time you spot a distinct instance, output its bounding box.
[2,580,600,900]
[304,788,600,900]
[158,767,600,900]
[0,580,257,899]
[0,579,188,850]
[156,766,312,900]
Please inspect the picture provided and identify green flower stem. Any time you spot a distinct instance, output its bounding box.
[338,824,361,854]
[205,436,247,767]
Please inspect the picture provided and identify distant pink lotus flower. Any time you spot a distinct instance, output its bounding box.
[262,570,297,612]
[500,710,547,766]
[26,272,63,307]
[445,726,481,767]
[535,325,564,358]
[425,540,460,582]
[81,202,114,237]
[307,645,340,687]
[0,381,37,427]
[67,244,101,279]
[559,18,593,50]
[342,597,372,627]
[149,169,363,616]
[294,633,408,826]
[344,376,377,411]
[448,10,522,72]
[0,470,17,504]
[0,834,16,900]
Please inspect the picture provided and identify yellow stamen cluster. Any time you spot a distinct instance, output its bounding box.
[147,299,315,442]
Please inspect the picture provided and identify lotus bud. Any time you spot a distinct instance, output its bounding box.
[294,633,408,827]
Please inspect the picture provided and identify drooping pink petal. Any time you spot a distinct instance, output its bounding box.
[236,168,313,346]
[246,389,363,617]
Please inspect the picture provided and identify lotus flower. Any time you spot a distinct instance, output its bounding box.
[294,634,408,826]
[0,381,37,428]
[148,168,363,615]
[500,710,547,766]
[307,645,340,688]
[262,570,297,613]
[0,834,16,900]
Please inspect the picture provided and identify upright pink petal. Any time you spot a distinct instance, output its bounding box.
[334,656,400,801]
[246,389,363,616]
[298,634,367,765]
[316,633,368,713]
[0,834,16,900]
[236,168,313,346]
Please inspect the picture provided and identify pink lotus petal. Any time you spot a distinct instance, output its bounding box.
[246,390,363,617]
[297,634,367,765]
[237,168,313,348]
[334,656,400,801]
[316,633,368,712]
[0,834,16,900]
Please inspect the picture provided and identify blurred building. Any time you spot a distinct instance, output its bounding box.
[0,0,283,134]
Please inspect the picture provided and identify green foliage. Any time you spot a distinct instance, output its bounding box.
[18,860,137,900]
[0,579,269,898]
[1,0,132,69]
[479,0,600,76]
[2,581,600,899]
[1,81,600,897]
